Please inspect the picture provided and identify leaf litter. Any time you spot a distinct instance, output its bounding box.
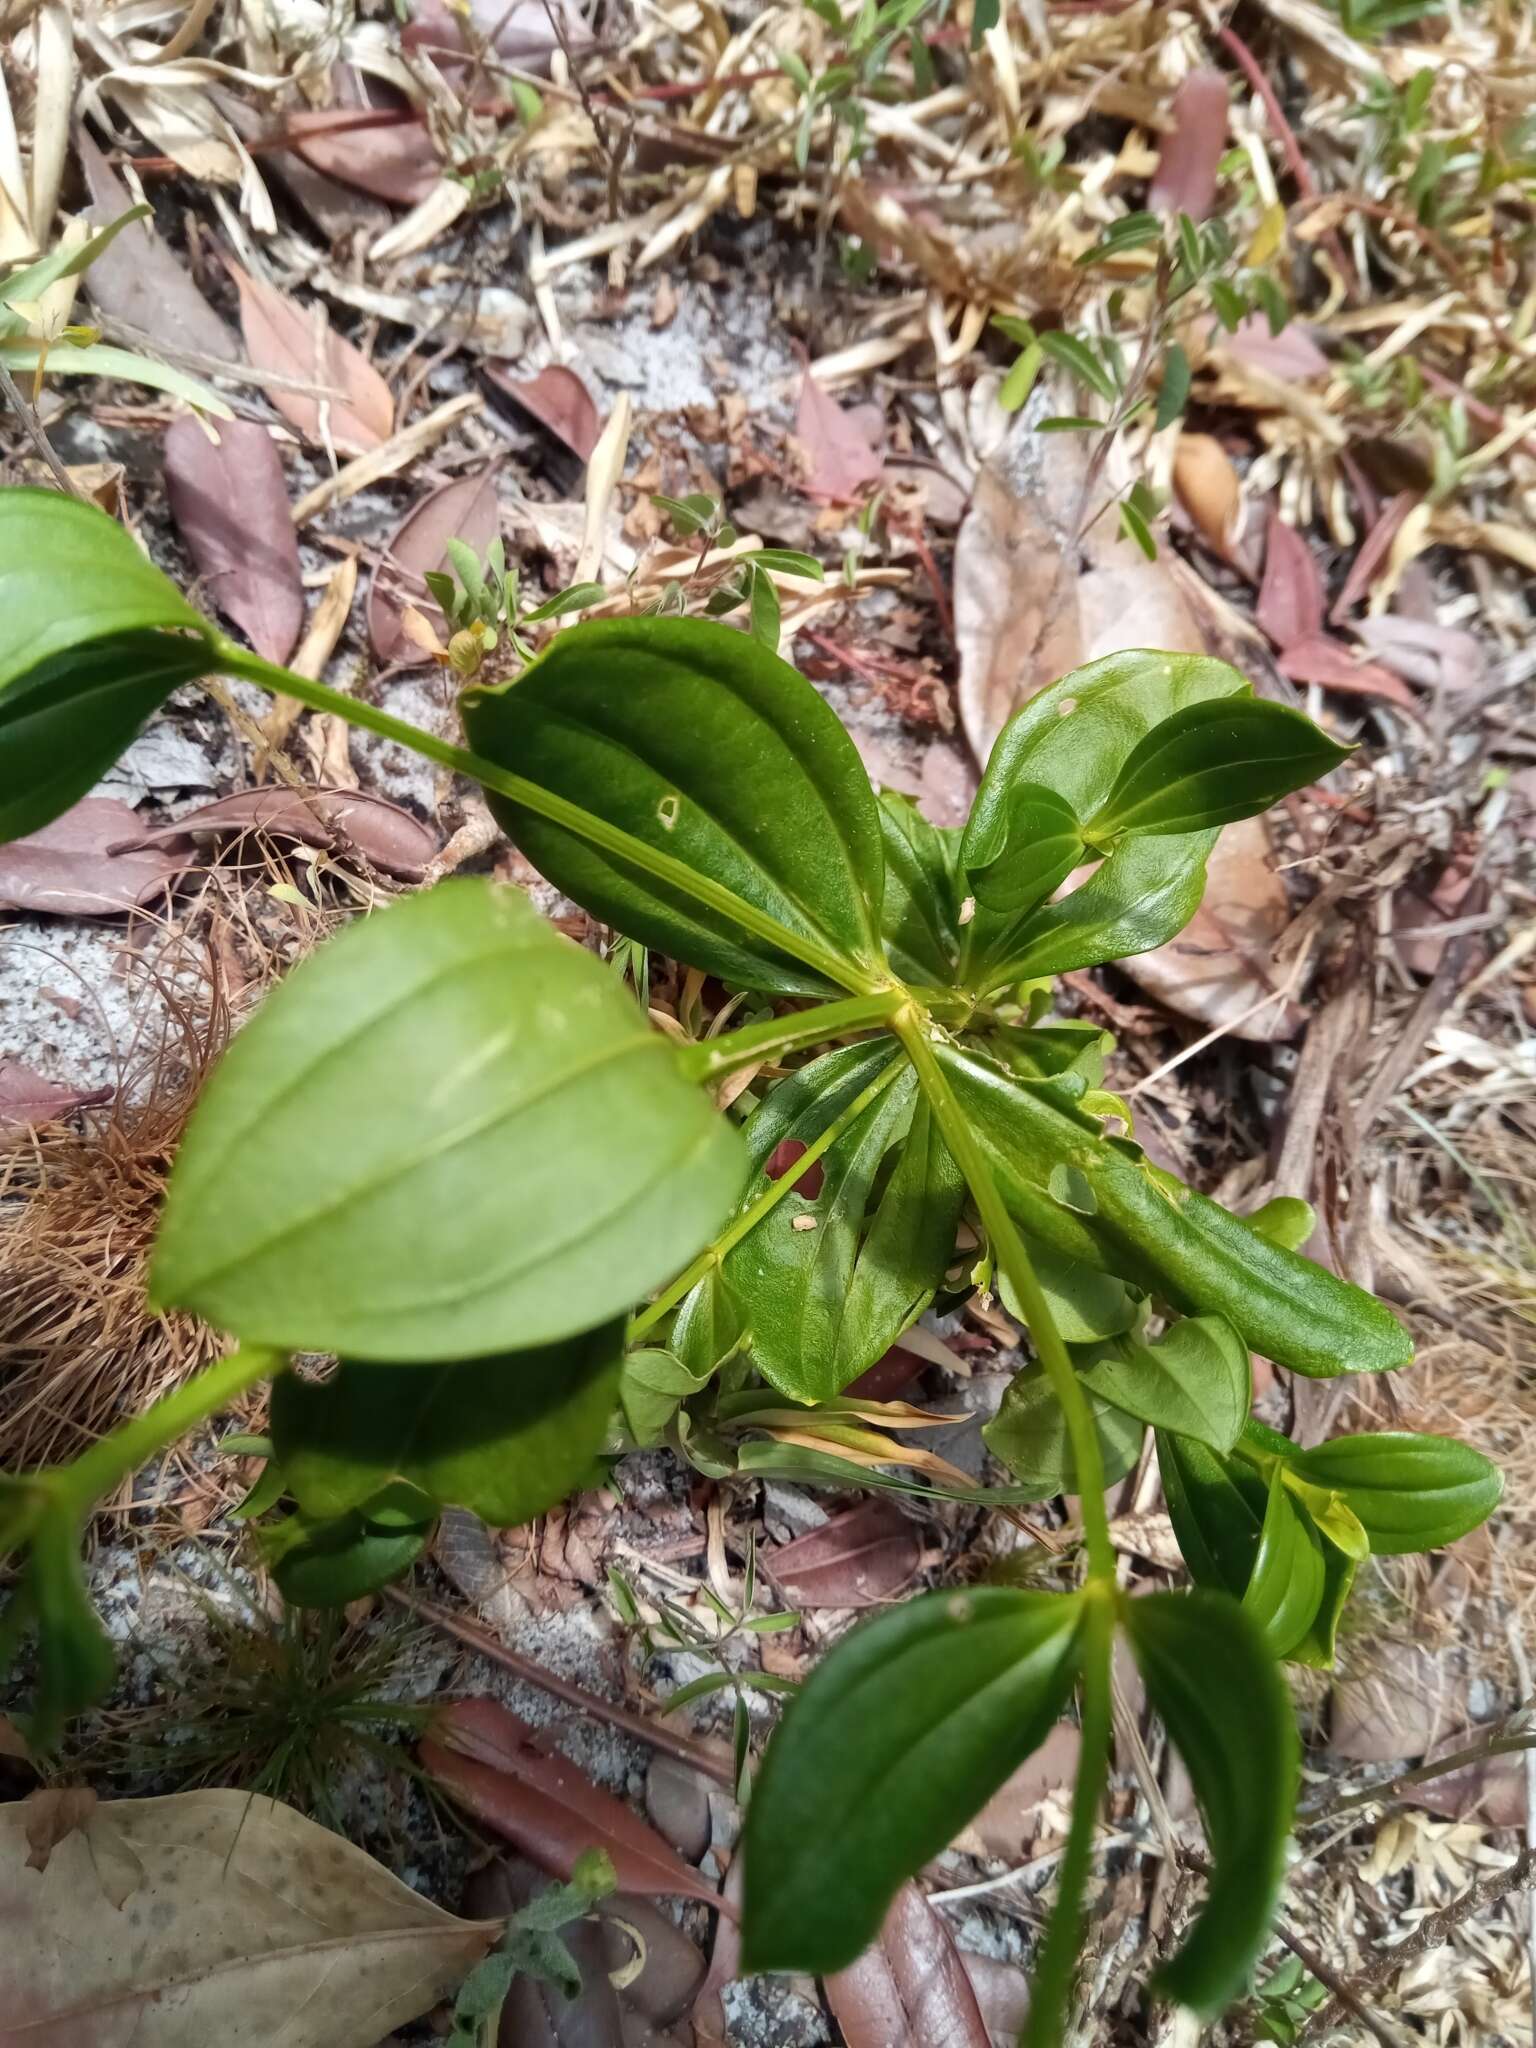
[1,0,1535,2041]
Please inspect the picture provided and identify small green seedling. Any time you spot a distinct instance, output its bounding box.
[0,488,1502,2046]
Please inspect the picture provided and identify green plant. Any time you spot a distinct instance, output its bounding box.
[1,209,229,415]
[0,488,1503,2043]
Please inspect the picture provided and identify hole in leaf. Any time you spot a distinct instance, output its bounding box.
[765,1139,824,1200]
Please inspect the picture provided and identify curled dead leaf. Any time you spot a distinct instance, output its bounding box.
[484,363,602,462]
[1172,431,1244,557]
[423,1697,733,1917]
[124,787,439,882]
[0,798,191,916]
[0,1060,112,1128]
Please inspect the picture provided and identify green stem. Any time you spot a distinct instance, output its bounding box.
[678,992,904,1084]
[215,641,873,1001]
[628,1054,907,1344]
[894,1015,1116,1583]
[58,1346,284,1516]
[1023,1589,1117,2048]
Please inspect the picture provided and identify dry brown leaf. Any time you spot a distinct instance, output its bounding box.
[1331,491,1422,620]
[22,1787,98,1873]
[228,260,394,456]
[285,109,441,208]
[1256,508,1325,650]
[368,465,502,662]
[0,798,191,917]
[762,1500,921,1608]
[0,1787,496,2046]
[1148,70,1229,221]
[1354,615,1485,694]
[1330,1645,1459,1764]
[957,1721,1081,1860]
[1217,315,1330,382]
[1172,431,1244,556]
[76,133,238,363]
[796,368,884,501]
[124,787,438,881]
[423,1698,731,1917]
[954,413,1300,1040]
[1275,632,1418,710]
[0,1060,112,1128]
[485,363,602,462]
[825,1881,990,2048]
[164,415,303,665]
[402,0,591,72]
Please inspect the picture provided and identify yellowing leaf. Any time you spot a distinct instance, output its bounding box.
[0,1788,497,2046]
[1246,202,1287,268]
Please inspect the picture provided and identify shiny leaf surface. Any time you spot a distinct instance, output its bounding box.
[742,1588,1083,1972]
[1283,1431,1503,1553]
[1090,696,1351,838]
[982,1363,1144,1499]
[1078,1316,1250,1452]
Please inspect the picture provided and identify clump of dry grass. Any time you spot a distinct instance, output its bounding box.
[0,1004,224,1475]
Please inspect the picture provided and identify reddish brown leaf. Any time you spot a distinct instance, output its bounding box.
[961,1722,1081,1858]
[164,415,303,665]
[1218,315,1330,381]
[1148,70,1229,221]
[23,1788,98,1874]
[763,1137,824,1199]
[285,109,441,207]
[825,1881,990,2048]
[484,364,602,462]
[0,1061,112,1128]
[796,371,884,502]
[368,465,503,663]
[0,798,192,917]
[125,787,438,881]
[1276,633,1418,710]
[422,1698,732,1916]
[1331,492,1423,621]
[763,1501,921,1609]
[77,133,239,364]
[1256,509,1324,650]
[1411,1727,1527,1827]
[228,260,394,456]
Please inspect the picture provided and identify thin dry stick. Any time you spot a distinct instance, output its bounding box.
[384,1584,735,1787]
[0,358,83,496]
[1297,1723,1536,1825]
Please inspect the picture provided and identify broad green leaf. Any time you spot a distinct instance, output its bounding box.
[1,339,231,416]
[875,788,961,984]
[1156,1430,1267,1596]
[263,1483,436,1607]
[1243,1471,1326,1657]
[152,881,744,1361]
[967,648,1251,828]
[0,490,217,840]
[271,1323,622,1523]
[1125,1591,1298,2013]
[1089,697,1352,838]
[989,1020,1110,1087]
[983,1362,1145,1498]
[1282,1432,1503,1553]
[461,618,886,996]
[670,1265,747,1382]
[736,1438,1055,1507]
[617,1347,711,1448]
[1289,1537,1358,1670]
[978,830,1217,986]
[742,1587,1084,1972]
[1078,1316,1250,1451]
[999,1243,1139,1343]
[961,781,1084,915]
[935,1042,1414,1378]
[721,1045,964,1401]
